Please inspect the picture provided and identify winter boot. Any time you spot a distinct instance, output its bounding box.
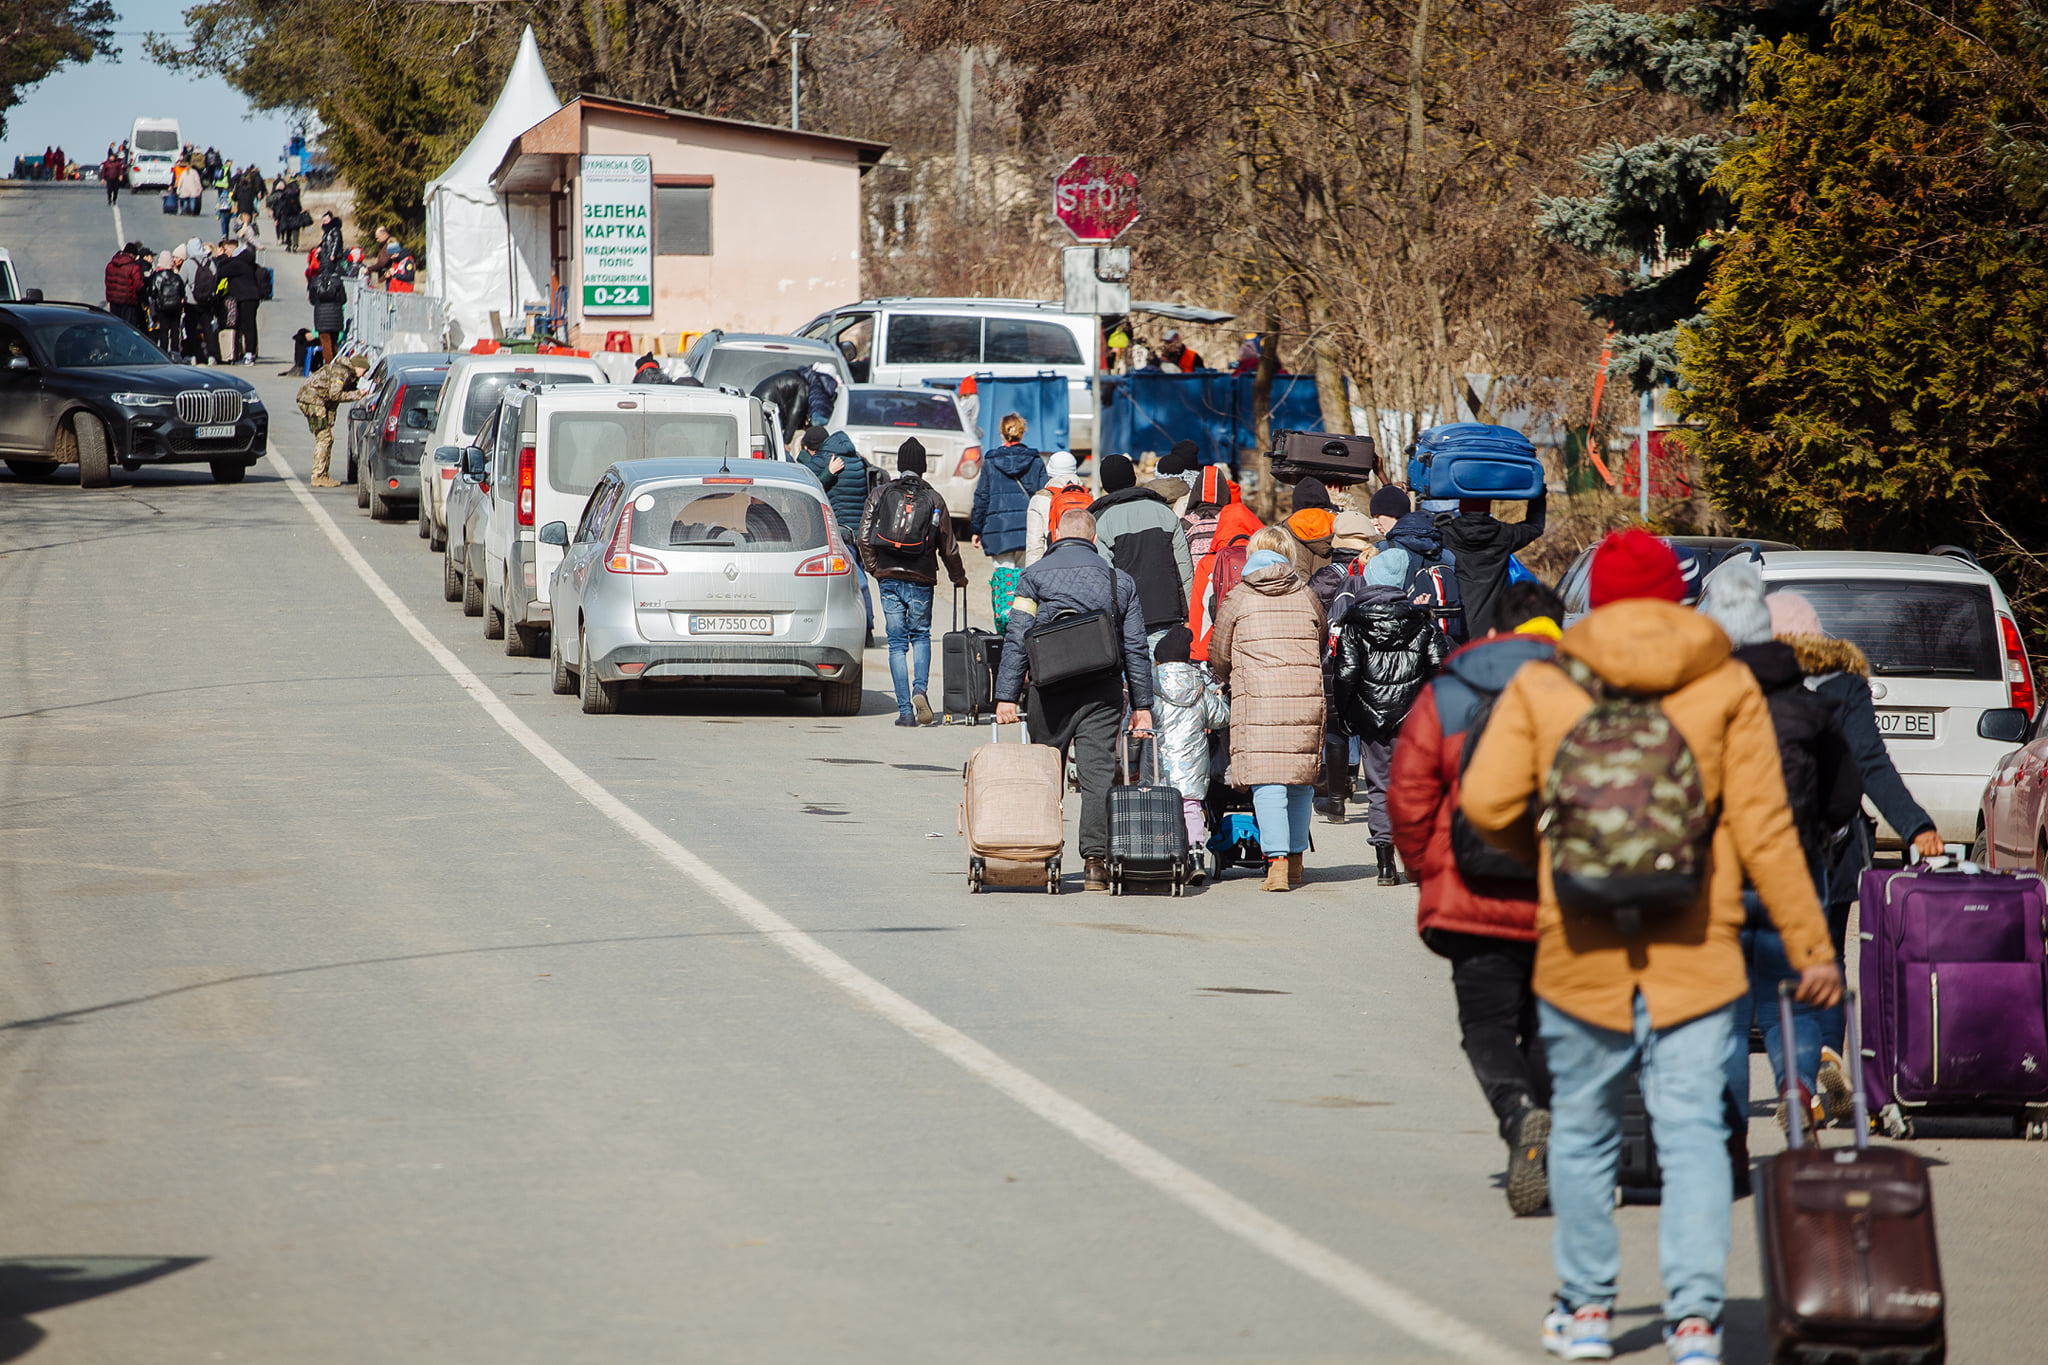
[1375,843,1403,886]
[1263,857,1291,892]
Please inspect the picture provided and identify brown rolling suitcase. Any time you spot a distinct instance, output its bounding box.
[1757,982,1946,1364]
[959,721,1064,893]
[1268,430,1378,487]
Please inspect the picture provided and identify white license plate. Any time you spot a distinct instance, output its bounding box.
[689,614,772,636]
[1877,710,1936,737]
[194,424,235,439]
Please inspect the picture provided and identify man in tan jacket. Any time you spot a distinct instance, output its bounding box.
[1460,528,1840,1365]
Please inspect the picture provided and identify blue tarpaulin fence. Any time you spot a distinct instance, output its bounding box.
[1097,372,1324,467]
[923,372,1072,454]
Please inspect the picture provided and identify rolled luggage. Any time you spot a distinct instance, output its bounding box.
[940,586,1002,722]
[1407,423,1545,500]
[1268,430,1378,487]
[1106,728,1191,895]
[960,720,1063,893]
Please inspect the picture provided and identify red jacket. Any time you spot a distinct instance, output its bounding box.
[104,251,145,306]
[1188,499,1263,662]
[1388,633,1555,942]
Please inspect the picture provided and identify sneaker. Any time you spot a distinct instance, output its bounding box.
[1506,1105,1550,1217]
[1776,1084,1822,1144]
[910,691,934,725]
[1816,1047,1854,1125]
[893,715,918,728]
[1542,1300,1614,1361]
[1663,1316,1722,1364]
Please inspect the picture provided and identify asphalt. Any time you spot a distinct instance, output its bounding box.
[0,183,2043,1363]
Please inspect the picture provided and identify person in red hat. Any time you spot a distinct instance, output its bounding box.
[1457,527,1839,1365]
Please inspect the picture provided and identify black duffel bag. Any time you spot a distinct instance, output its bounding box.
[1025,562,1123,686]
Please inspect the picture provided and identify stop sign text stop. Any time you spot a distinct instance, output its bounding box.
[1054,156,1140,243]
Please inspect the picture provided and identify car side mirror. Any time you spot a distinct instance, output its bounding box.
[347,405,369,421]
[538,521,569,547]
[1979,707,2030,744]
[21,289,41,303]
[463,450,487,477]
[7,355,29,371]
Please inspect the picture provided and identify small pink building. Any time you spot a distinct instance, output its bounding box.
[492,95,887,353]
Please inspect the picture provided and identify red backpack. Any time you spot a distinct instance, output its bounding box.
[1209,532,1251,608]
[1045,482,1093,537]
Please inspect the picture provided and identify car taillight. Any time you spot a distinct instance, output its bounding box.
[383,385,404,441]
[604,502,666,575]
[2000,612,2035,716]
[516,445,535,526]
[955,445,981,480]
[797,514,853,576]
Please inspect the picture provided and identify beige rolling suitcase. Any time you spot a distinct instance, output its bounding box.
[959,721,1064,893]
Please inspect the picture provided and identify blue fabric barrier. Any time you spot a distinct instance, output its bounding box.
[1097,372,1324,468]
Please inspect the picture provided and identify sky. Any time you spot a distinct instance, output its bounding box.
[6,0,301,168]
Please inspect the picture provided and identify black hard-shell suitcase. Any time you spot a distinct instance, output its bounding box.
[1268,429,1378,487]
[1617,1071,1662,1204]
[1107,730,1191,896]
[1757,983,1945,1364]
[941,586,1001,722]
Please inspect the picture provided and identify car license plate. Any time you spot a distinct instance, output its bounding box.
[690,614,772,636]
[1877,709,1936,737]
[194,424,234,439]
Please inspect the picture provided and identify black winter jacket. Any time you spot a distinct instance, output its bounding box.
[1733,641,1863,879]
[316,223,346,274]
[1333,584,1452,741]
[1090,484,1194,630]
[995,537,1154,709]
[796,429,871,530]
[309,268,346,332]
[1436,495,1545,637]
[857,474,965,588]
[218,247,263,303]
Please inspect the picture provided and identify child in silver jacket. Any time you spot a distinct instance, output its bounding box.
[1150,625,1230,854]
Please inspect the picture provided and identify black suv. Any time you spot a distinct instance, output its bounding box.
[0,302,268,486]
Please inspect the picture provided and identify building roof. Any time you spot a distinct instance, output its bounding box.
[491,94,889,194]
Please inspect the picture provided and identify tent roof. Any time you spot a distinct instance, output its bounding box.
[427,26,561,197]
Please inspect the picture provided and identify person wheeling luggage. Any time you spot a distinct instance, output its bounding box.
[1090,454,1194,647]
[859,438,968,727]
[969,414,1046,633]
[1211,526,1328,893]
[1389,580,1564,1215]
[797,425,875,646]
[1459,528,1841,1365]
[1436,490,1547,639]
[993,508,1155,893]
[1149,624,1229,884]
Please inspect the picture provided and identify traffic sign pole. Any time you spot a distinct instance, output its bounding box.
[1053,157,1140,467]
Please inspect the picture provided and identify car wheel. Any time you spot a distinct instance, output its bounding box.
[430,520,446,552]
[549,625,576,694]
[462,558,484,617]
[483,580,504,638]
[504,611,533,657]
[74,414,110,488]
[443,542,464,602]
[356,465,369,508]
[346,451,357,485]
[209,460,247,484]
[6,459,56,479]
[1972,825,1990,867]
[417,496,430,538]
[368,476,391,520]
[579,626,620,714]
[820,665,863,717]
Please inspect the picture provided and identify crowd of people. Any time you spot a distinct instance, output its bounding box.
[13,146,76,180]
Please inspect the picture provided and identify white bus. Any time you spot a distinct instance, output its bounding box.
[127,118,181,189]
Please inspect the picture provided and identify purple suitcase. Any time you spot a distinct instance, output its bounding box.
[1858,858,2048,1139]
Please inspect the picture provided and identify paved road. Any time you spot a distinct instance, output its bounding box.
[1,185,2043,1362]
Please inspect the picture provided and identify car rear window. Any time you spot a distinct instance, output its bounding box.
[1769,579,2001,679]
[885,314,981,365]
[400,381,442,431]
[985,318,1083,365]
[463,370,593,434]
[631,483,828,554]
[698,348,824,395]
[845,390,961,431]
[548,412,741,495]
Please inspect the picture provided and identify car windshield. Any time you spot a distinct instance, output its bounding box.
[845,390,961,431]
[1770,578,2001,679]
[463,370,592,435]
[698,348,825,395]
[36,318,170,368]
[134,129,178,153]
[548,412,742,495]
[632,483,828,554]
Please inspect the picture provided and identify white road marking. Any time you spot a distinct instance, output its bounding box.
[265,449,1520,1364]
[111,202,124,249]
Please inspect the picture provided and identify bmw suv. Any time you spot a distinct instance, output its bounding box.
[0,302,267,486]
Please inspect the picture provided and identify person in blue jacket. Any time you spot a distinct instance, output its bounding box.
[968,412,1047,632]
[798,425,875,643]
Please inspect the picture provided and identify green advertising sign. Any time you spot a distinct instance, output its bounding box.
[580,155,652,317]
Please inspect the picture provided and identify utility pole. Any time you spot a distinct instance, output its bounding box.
[1638,389,1653,520]
[790,31,809,130]
[954,49,972,214]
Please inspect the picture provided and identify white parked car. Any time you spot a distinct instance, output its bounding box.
[826,383,980,519]
[416,351,605,548]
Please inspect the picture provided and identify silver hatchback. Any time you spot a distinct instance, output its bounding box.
[544,457,865,715]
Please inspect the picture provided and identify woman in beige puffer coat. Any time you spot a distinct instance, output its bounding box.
[1211,526,1328,891]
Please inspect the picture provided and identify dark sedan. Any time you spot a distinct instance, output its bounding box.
[0,302,267,486]
[352,364,446,520]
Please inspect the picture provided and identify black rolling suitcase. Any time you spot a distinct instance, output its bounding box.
[941,586,1002,722]
[1107,729,1191,896]
[1616,1071,1662,1205]
[1268,430,1379,487]
[1757,983,1945,1364]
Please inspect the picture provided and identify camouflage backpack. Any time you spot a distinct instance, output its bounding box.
[1537,656,1717,935]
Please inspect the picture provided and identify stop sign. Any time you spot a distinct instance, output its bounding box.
[1053,156,1140,243]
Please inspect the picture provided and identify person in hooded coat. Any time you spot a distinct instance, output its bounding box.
[1090,453,1195,639]
[1180,464,1237,564]
[1383,503,1465,642]
[1149,623,1230,877]
[1144,439,1197,515]
[1281,477,1338,581]
[1188,497,1264,663]
[1438,492,1547,638]
[969,412,1047,632]
[798,425,875,640]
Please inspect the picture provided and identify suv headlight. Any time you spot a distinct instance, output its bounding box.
[111,392,174,408]
[243,393,264,408]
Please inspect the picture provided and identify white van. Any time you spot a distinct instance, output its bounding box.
[481,383,788,656]
[795,298,1098,453]
[127,119,181,189]
[419,351,607,543]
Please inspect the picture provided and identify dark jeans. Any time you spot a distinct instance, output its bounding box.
[230,299,258,358]
[1425,929,1551,1140]
[1027,673,1123,861]
[1359,736,1394,843]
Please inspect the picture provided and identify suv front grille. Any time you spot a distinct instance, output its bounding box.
[176,389,244,425]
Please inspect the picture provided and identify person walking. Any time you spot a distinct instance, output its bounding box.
[190,242,226,364]
[1090,453,1195,644]
[174,159,203,216]
[212,162,234,238]
[969,413,1047,632]
[232,164,265,228]
[1459,528,1841,1365]
[308,258,347,368]
[1180,464,1237,565]
[1437,493,1548,638]
[1188,496,1263,663]
[797,425,875,645]
[1211,525,1328,893]
[1144,440,1197,515]
[993,507,1155,892]
[103,242,147,329]
[297,351,368,488]
[145,250,185,356]
[274,176,304,250]
[1281,478,1339,581]
[216,236,264,364]
[1331,544,1453,882]
[1023,449,1089,566]
[100,150,123,203]
[1390,580,1565,1215]
[1382,495,1465,642]
[1149,622,1229,882]
[859,437,968,726]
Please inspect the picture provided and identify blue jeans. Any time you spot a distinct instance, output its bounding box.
[1724,889,1836,1111]
[1251,783,1313,858]
[878,578,933,717]
[1541,993,1736,1325]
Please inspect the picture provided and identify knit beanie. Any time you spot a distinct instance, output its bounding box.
[1698,555,1772,648]
[896,436,927,474]
[1292,477,1335,512]
[1099,453,1136,492]
[1364,545,1411,587]
[1369,485,1411,520]
[1160,440,1199,475]
[1587,528,1685,607]
[1046,450,1078,483]
[802,425,826,451]
[1153,623,1194,663]
[1768,590,1825,639]
[1285,507,1335,544]
[1331,509,1374,554]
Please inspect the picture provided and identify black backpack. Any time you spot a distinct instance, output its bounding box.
[148,269,183,313]
[310,271,346,305]
[864,476,940,555]
[1434,671,1540,896]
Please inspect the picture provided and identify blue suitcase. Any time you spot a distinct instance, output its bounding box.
[1408,423,1545,499]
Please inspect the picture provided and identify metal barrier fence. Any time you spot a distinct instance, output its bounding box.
[342,280,447,355]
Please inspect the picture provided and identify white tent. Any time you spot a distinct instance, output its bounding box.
[423,27,560,347]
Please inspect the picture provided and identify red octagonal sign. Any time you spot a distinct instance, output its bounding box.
[1053,155,1140,243]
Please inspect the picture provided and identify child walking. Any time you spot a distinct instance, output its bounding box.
[1149,625,1229,884]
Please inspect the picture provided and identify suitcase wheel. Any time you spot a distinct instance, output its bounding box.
[2017,1115,2048,1142]
[968,857,985,894]
[1045,858,1061,895]
[1879,1104,1914,1140]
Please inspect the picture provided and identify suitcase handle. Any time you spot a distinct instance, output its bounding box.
[1845,984,1869,1150]
[954,582,968,635]
[1778,981,1805,1152]
[1910,851,1983,874]
[1121,725,1162,785]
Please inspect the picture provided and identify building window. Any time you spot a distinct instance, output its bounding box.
[657,186,711,255]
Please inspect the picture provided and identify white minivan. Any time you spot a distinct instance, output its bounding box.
[481,383,788,656]
[419,351,607,546]
[795,298,1098,453]
[127,119,180,189]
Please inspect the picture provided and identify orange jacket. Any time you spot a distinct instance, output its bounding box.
[1188,500,1265,661]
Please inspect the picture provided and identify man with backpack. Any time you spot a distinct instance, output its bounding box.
[1389,580,1564,1217]
[1459,529,1840,1365]
[858,437,967,727]
[145,251,186,357]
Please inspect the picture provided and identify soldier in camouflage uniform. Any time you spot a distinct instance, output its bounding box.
[298,352,368,487]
